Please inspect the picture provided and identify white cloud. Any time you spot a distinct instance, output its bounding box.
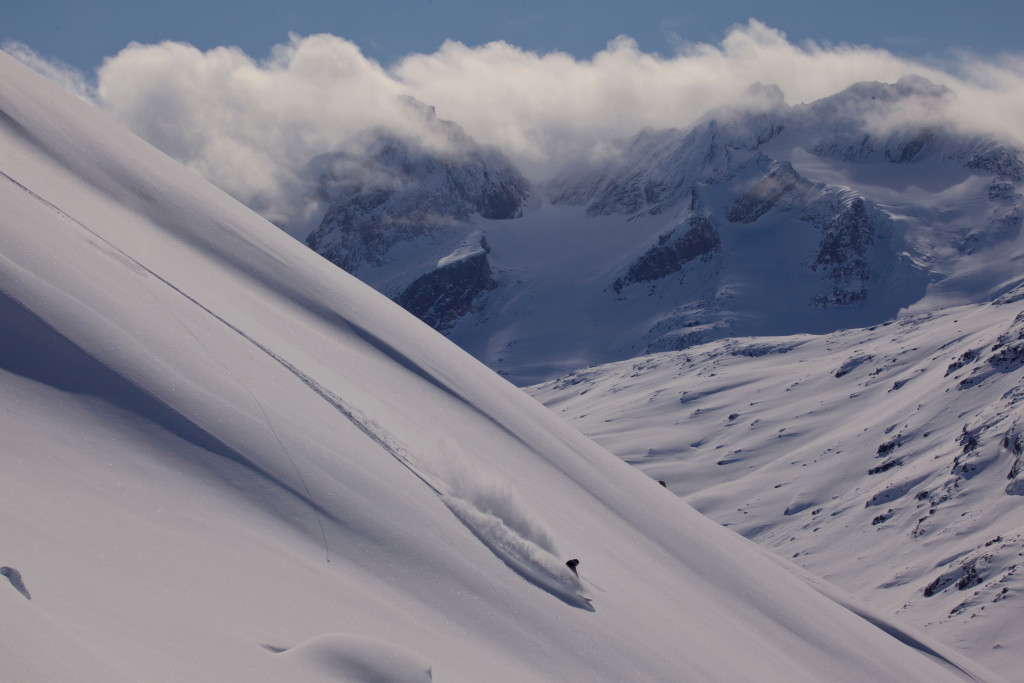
[11,22,1024,233]
[94,35,415,227]
[945,53,1024,142]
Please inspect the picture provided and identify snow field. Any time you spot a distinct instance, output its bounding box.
[531,301,1024,677]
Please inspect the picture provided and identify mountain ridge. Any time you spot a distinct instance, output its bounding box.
[304,75,1023,385]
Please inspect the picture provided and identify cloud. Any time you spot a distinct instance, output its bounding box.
[946,53,1024,142]
[389,22,945,169]
[11,22,1024,234]
[93,35,417,229]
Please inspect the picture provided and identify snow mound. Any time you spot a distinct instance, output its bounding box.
[270,634,432,682]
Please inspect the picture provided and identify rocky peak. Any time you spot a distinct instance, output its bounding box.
[610,214,721,295]
[804,75,952,123]
[293,77,1024,384]
[805,190,883,306]
[725,155,813,223]
[394,232,497,332]
[547,110,788,218]
[305,99,529,274]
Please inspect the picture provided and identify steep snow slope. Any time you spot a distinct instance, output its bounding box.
[530,297,1024,678]
[0,53,996,682]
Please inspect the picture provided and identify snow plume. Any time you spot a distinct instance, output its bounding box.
[440,438,561,557]
[422,436,589,606]
[14,21,1024,227]
[1,41,95,102]
[425,436,559,557]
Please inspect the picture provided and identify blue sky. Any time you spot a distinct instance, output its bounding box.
[5,0,1023,74]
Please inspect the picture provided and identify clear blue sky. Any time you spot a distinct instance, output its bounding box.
[5,0,1023,74]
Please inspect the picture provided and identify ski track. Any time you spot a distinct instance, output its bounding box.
[2,167,588,607]
[0,167,334,562]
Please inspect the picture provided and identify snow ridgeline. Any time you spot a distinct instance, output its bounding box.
[0,156,586,609]
[265,634,433,682]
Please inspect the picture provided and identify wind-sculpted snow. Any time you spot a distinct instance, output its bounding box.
[267,634,434,682]
[531,297,1024,677]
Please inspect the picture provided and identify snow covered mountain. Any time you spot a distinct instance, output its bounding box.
[3,50,999,682]
[305,76,1023,386]
[304,96,529,330]
[529,293,1024,678]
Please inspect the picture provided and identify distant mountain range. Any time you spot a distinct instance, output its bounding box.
[303,76,1024,385]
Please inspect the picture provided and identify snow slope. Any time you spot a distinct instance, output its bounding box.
[0,52,1001,681]
[530,298,1024,678]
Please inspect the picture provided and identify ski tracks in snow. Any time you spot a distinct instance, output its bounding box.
[1,168,590,608]
[256,352,593,609]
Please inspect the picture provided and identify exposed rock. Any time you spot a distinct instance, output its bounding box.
[966,144,1024,184]
[805,192,880,306]
[725,159,812,223]
[394,235,498,332]
[885,128,935,163]
[305,99,529,275]
[292,77,1023,383]
[811,133,876,163]
[548,97,789,219]
[611,215,721,294]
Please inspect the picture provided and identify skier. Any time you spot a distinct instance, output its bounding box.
[565,558,579,576]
